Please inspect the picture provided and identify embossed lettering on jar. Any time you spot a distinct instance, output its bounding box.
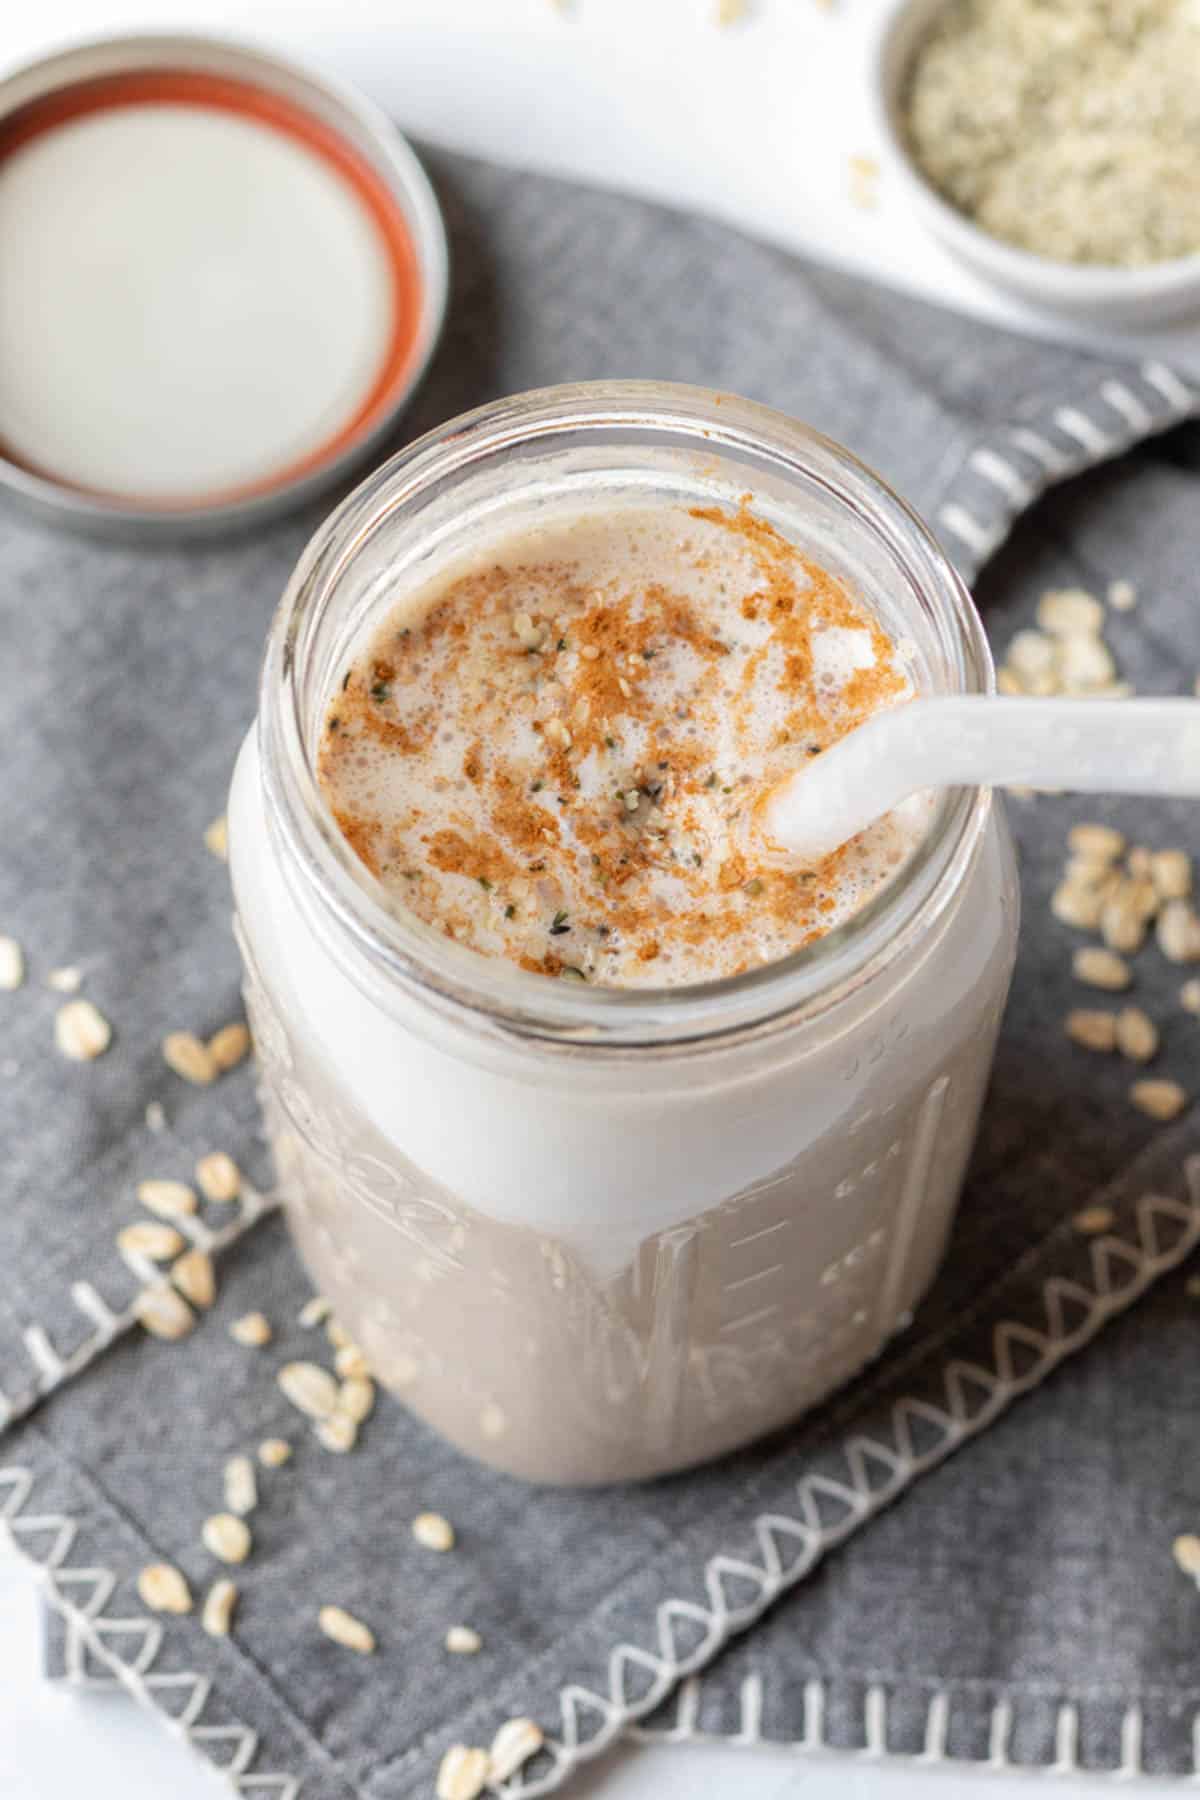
[228,382,1019,1484]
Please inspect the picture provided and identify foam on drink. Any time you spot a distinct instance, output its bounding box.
[318,500,928,987]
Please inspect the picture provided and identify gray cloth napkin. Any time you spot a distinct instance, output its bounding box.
[4,147,1200,1799]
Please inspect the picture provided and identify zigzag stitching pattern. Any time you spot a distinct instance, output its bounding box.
[500,1175,1200,1795]
[938,358,1200,576]
[0,1463,299,1799]
[0,1184,278,1439]
[6,1178,1198,1797]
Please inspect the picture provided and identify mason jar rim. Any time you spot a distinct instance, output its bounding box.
[259,380,995,1057]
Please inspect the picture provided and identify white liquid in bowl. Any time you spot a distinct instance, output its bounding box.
[0,103,396,499]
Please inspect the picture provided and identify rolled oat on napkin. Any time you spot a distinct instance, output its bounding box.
[3,148,1200,1797]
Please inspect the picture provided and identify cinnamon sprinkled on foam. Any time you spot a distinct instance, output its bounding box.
[318,503,926,987]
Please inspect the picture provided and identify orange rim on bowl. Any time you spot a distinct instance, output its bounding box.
[0,35,448,535]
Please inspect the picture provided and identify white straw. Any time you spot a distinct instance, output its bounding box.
[759,696,1200,864]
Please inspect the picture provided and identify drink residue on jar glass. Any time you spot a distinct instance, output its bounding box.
[317,502,926,988]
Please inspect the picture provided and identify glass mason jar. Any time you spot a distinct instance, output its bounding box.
[229,381,1019,1485]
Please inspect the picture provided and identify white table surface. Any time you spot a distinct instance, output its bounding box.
[3,3,1197,1795]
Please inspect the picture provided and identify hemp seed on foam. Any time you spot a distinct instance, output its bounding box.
[317,503,928,990]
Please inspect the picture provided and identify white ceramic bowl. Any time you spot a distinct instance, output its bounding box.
[869,0,1200,328]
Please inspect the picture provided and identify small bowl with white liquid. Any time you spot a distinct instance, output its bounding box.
[869,0,1200,327]
[0,32,448,536]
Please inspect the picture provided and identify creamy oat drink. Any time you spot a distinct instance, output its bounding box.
[230,383,1019,1484]
[316,503,928,988]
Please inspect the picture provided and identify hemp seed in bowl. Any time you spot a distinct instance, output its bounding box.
[871,0,1200,322]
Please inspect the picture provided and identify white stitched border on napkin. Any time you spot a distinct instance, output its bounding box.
[501,1174,1200,1795]
[1,355,1198,1799]
[5,1168,1197,1800]
[935,359,1199,583]
[0,1184,276,1438]
[630,1672,1157,1780]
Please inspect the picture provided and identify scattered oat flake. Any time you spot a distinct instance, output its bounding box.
[204,814,229,861]
[1005,627,1056,683]
[1125,875,1160,924]
[318,1604,375,1654]
[413,1511,455,1552]
[1067,823,1124,862]
[716,0,746,21]
[488,1718,545,1784]
[1072,947,1131,992]
[0,936,24,991]
[1131,1079,1188,1122]
[1107,579,1137,612]
[144,1100,167,1134]
[1064,860,1113,893]
[298,1295,331,1328]
[173,1248,216,1310]
[278,1361,340,1419]
[137,1563,192,1614]
[848,152,880,208]
[137,1178,197,1218]
[446,1625,482,1655]
[117,1221,185,1262]
[258,1437,291,1468]
[1157,900,1200,963]
[1151,850,1192,902]
[1180,980,1200,1015]
[326,1317,352,1350]
[230,1311,273,1348]
[1051,882,1104,931]
[316,1413,358,1454]
[1115,1007,1158,1064]
[1065,1010,1116,1053]
[208,1021,250,1071]
[339,1376,375,1423]
[162,1031,217,1085]
[224,1455,257,1517]
[202,1577,238,1638]
[202,1512,252,1565]
[334,1343,370,1379]
[46,965,81,993]
[1099,893,1145,956]
[1173,1534,1200,1577]
[1059,633,1116,692]
[135,1285,195,1341]
[55,999,112,1061]
[196,1151,240,1202]
[1072,1205,1115,1236]
[480,1401,507,1439]
[1037,588,1103,638]
[436,1746,489,1800]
